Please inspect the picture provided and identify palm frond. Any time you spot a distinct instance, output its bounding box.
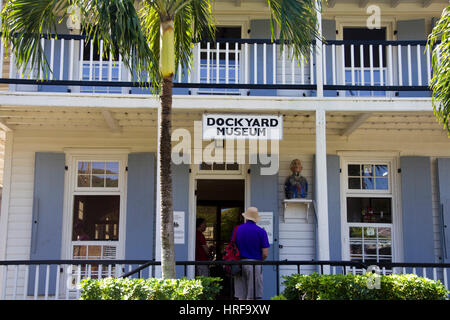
[427,5,450,134]
[1,0,69,78]
[173,0,215,78]
[268,0,321,61]
[75,0,159,89]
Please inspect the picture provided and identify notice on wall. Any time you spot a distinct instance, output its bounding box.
[257,212,273,244]
[202,113,283,140]
[174,211,185,244]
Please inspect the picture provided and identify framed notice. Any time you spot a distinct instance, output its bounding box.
[202,113,283,140]
[173,211,185,244]
[256,212,273,244]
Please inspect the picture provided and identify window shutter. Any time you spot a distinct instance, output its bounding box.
[326,155,342,261]
[437,158,450,263]
[28,152,65,295]
[172,162,190,278]
[125,153,155,262]
[400,156,435,263]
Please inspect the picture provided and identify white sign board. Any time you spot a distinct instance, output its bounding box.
[202,114,283,140]
[256,212,273,244]
[173,211,185,244]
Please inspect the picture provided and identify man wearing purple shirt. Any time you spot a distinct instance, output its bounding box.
[233,207,270,300]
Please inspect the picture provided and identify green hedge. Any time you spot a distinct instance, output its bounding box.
[276,273,449,300]
[80,276,222,300]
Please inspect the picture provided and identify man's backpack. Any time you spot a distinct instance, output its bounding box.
[222,225,241,275]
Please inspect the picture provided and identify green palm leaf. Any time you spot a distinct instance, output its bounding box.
[428,5,450,134]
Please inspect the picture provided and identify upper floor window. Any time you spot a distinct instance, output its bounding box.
[343,27,387,68]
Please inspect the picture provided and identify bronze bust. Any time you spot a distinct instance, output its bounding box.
[285,159,308,199]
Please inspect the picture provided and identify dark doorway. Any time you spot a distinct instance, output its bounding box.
[196,179,245,299]
[196,179,245,259]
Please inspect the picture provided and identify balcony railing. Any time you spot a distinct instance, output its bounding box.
[1,260,449,300]
[0,34,438,98]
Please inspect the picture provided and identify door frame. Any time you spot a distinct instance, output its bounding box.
[188,163,250,275]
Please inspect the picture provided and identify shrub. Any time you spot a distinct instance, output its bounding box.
[279,273,449,300]
[80,276,223,300]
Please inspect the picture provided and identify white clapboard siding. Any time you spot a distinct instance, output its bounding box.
[2,110,450,297]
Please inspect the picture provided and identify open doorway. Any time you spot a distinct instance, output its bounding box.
[196,179,245,299]
[196,179,245,260]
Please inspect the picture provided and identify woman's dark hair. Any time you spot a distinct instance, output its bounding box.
[196,218,206,228]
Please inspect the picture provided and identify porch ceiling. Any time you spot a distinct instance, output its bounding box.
[0,106,446,136]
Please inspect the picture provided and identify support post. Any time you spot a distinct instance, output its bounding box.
[315,0,324,98]
[315,108,330,264]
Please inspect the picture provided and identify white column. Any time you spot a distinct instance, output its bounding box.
[0,131,14,298]
[315,0,324,98]
[315,107,330,263]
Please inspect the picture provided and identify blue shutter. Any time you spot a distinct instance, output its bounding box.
[400,156,435,263]
[437,158,450,263]
[327,155,342,261]
[172,163,190,278]
[125,153,155,264]
[28,152,65,295]
[250,160,279,299]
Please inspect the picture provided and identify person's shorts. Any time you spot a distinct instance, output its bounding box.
[233,259,263,300]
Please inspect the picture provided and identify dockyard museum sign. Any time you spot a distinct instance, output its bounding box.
[202,114,283,140]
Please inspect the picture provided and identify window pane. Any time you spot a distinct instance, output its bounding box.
[92,162,105,174]
[347,197,392,223]
[362,177,374,189]
[73,245,87,258]
[213,163,225,170]
[375,178,388,190]
[348,165,360,176]
[78,175,90,187]
[378,227,391,240]
[349,227,362,238]
[349,178,361,189]
[92,174,105,187]
[87,245,102,259]
[374,165,388,177]
[226,163,239,171]
[362,165,373,176]
[364,227,377,238]
[106,162,119,175]
[200,162,212,170]
[78,161,91,174]
[72,195,120,241]
[105,175,119,187]
[350,244,362,255]
[379,241,392,256]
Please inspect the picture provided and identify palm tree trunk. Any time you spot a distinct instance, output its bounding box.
[160,76,176,279]
[159,19,176,279]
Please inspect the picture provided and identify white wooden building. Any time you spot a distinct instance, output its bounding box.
[0,0,449,300]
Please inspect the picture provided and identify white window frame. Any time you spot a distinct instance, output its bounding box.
[339,153,402,263]
[61,151,128,262]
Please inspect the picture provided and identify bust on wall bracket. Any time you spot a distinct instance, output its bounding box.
[284,159,308,199]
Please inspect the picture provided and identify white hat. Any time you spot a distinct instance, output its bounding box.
[242,206,260,222]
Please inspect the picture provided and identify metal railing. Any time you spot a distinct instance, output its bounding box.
[1,259,449,300]
[0,35,439,97]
